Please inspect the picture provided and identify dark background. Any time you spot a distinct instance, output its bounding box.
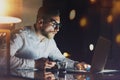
[43,0,120,69]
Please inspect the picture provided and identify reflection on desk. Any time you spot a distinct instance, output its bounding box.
[9,69,120,80]
[10,69,75,80]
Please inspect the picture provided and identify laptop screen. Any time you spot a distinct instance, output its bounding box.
[90,36,111,73]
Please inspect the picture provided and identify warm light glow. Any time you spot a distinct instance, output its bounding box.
[89,44,94,51]
[0,0,6,15]
[0,0,22,23]
[69,9,76,20]
[107,15,113,23]
[79,17,87,27]
[116,34,120,45]
[0,16,22,23]
[0,32,6,36]
[90,0,96,4]
[63,52,70,58]
[112,1,120,15]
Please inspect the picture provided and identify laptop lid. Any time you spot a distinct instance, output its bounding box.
[66,36,120,74]
[90,36,111,73]
[66,36,112,74]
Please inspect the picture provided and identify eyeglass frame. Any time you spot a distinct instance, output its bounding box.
[43,18,61,29]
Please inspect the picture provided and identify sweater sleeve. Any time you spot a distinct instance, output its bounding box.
[10,56,35,69]
[48,39,78,69]
[62,58,79,69]
[10,31,35,69]
[48,39,65,61]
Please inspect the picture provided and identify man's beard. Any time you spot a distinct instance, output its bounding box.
[41,30,56,39]
[46,32,55,39]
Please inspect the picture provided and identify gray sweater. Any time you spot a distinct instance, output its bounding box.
[10,26,77,69]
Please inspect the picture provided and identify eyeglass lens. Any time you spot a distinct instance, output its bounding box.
[50,19,61,29]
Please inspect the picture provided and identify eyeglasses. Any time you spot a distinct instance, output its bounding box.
[49,19,61,29]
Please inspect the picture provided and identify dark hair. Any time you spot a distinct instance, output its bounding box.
[36,7,60,21]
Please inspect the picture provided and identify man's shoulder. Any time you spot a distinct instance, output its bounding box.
[11,26,33,39]
[23,26,33,31]
[11,26,32,34]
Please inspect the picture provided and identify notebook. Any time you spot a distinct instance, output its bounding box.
[66,36,119,74]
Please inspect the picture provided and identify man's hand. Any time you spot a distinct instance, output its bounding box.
[75,62,91,71]
[35,58,56,70]
[34,71,56,80]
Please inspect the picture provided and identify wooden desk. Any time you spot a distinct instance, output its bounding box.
[0,69,120,80]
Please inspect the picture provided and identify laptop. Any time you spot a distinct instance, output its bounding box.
[66,36,119,74]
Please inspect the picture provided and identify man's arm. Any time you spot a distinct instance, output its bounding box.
[48,39,76,69]
[48,39,91,70]
[10,56,35,69]
[10,31,35,69]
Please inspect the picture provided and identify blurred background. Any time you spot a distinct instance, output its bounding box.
[1,0,120,69]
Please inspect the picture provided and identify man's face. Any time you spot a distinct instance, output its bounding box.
[40,16,60,39]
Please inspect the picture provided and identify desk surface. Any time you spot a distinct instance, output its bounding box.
[0,69,120,80]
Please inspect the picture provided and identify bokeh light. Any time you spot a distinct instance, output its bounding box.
[90,0,96,4]
[89,44,94,51]
[63,52,70,58]
[107,15,113,23]
[79,17,87,27]
[116,34,120,45]
[69,9,76,20]
[112,1,120,15]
